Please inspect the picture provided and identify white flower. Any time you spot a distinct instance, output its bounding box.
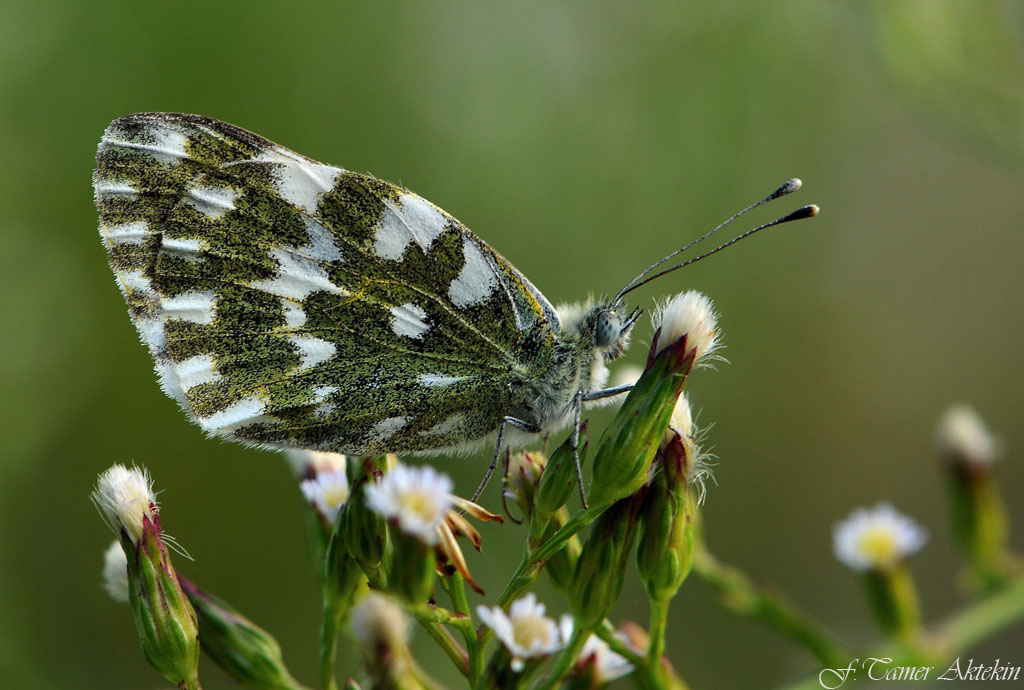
[365,463,454,545]
[285,449,347,478]
[477,593,563,672]
[559,616,634,682]
[936,404,998,467]
[91,464,157,545]
[833,503,928,572]
[101,541,130,603]
[300,468,350,522]
[351,592,409,650]
[652,291,720,362]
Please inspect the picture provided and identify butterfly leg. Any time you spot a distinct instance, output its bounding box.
[471,416,540,503]
[571,389,589,508]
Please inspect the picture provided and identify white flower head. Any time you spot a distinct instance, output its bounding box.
[285,449,347,478]
[351,592,409,650]
[833,503,928,572]
[102,541,130,603]
[365,463,454,545]
[91,464,157,545]
[300,468,350,523]
[669,393,693,438]
[477,593,563,672]
[936,403,999,467]
[652,291,720,362]
[559,616,634,682]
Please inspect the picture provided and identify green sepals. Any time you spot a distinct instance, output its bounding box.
[587,332,696,509]
[637,434,697,602]
[541,512,583,594]
[568,493,645,630]
[386,530,436,605]
[123,517,200,689]
[944,463,1010,587]
[342,457,389,586]
[535,426,588,529]
[862,564,922,640]
[179,577,305,690]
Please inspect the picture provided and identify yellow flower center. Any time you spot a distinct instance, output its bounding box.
[399,489,440,523]
[513,616,553,650]
[856,525,899,568]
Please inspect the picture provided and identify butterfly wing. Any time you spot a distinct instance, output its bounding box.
[95,113,559,453]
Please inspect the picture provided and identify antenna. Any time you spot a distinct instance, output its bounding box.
[613,178,814,303]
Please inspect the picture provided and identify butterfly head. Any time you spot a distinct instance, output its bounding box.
[593,302,642,361]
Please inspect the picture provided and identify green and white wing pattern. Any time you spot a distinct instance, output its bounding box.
[94,113,559,454]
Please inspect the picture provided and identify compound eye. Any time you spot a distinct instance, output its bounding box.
[595,310,621,348]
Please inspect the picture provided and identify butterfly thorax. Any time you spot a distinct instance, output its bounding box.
[506,301,633,436]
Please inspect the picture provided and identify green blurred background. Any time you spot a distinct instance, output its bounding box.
[2,1,1022,688]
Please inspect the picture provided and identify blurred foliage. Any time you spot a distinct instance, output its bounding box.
[0,1,1021,688]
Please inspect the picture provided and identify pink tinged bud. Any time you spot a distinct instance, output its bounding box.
[651,291,720,364]
[92,464,158,546]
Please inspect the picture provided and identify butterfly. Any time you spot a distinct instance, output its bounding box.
[94,113,814,495]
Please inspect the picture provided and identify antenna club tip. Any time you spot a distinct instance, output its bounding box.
[807,204,820,217]
[770,178,802,200]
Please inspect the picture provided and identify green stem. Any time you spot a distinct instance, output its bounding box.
[647,597,671,672]
[417,619,469,677]
[595,621,644,667]
[934,576,1024,654]
[410,602,473,630]
[778,578,1024,690]
[444,573,484,683]
[319,597,343,690]
[692,547,850,668]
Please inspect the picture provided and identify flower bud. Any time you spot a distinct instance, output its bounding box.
[636,435,697,602]
[180,577,302,690]
[569,494,645,630]
[504,450,546,521]
[128,515,201,686]
[92,465,200,688]
[535,429,587,525]
[936,405,1009,581]
[342,457,390,584]
[350,593,425,689]
[587,331,696,509]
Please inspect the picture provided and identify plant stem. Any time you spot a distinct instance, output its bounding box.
[417,619,470,677]
[647,597,671,673]
[692,547,850,668]
[319,596,343,690]
[443,573,483,683]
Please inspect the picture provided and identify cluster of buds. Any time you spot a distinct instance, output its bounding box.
[94,465,304,690]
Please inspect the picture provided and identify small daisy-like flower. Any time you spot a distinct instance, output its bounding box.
[477,593,563,672]
[91,464,157,545]
[300,468,350,523]
[652,290,720,362]
[365,464,453,544]
[833,503,928,572]
[937,404,999,467]
[101,541,129,603]
[366,462,501,592]
[285,449,347,479]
